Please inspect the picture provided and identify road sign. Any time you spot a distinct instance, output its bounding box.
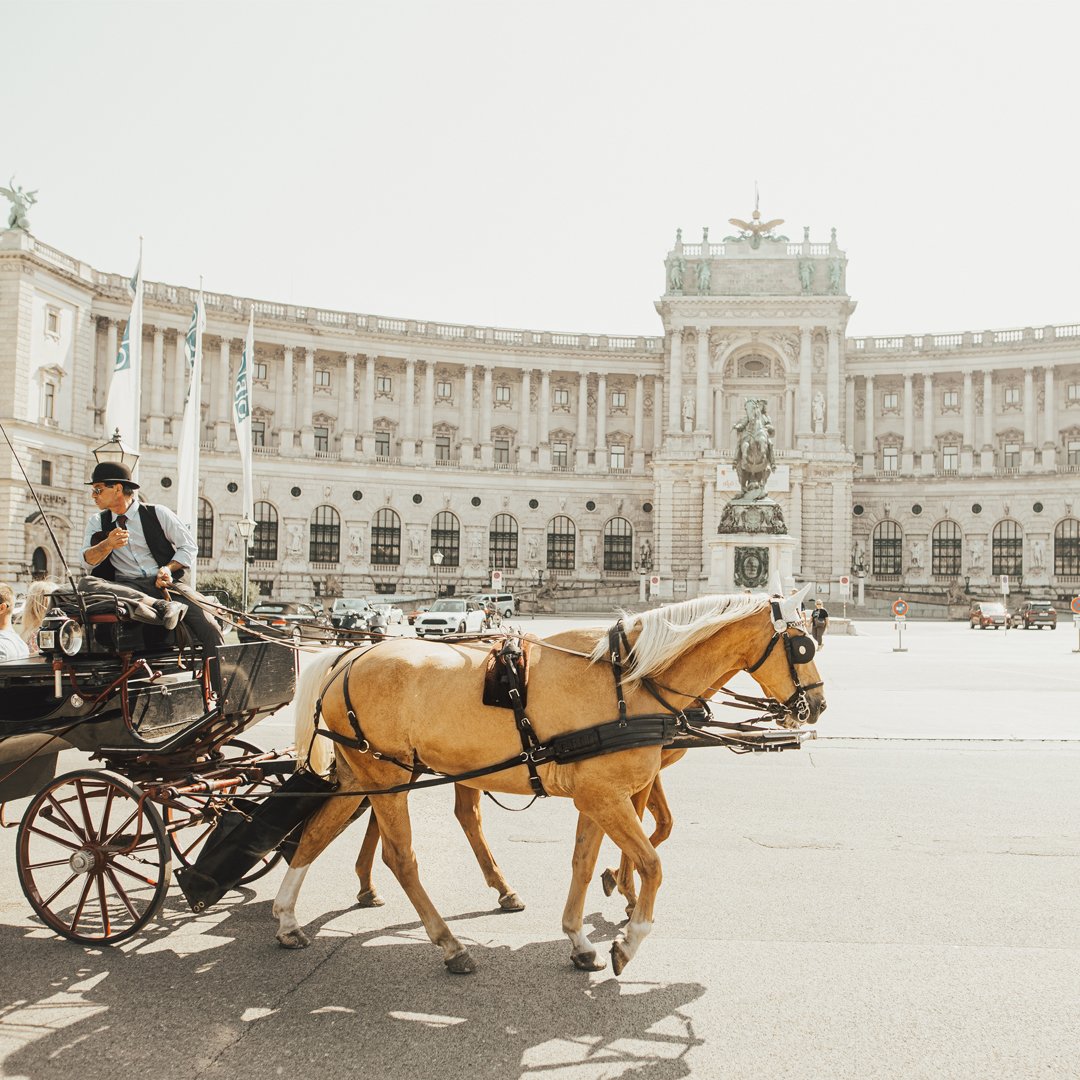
[1071,596,1080,614]
[650,576,660,587]
[491,570,503,586]
[1000,574,1010,595]
[839,575,850,586]
[892,598,909,617]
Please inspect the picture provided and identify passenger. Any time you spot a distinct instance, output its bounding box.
[0,582,30,661]
[82,461,224,696]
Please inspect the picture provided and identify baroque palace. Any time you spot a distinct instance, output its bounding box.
[2,218,1079,610]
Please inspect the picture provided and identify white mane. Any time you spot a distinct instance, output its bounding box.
[588,593,771,692]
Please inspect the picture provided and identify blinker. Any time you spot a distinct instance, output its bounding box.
[788,633,816,664]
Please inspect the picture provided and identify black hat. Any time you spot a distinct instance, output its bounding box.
[85,462,140,489]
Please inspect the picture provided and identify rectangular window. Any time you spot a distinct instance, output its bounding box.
[552,441,568,467]
[435,435,451,461]
[1068,439,1080,466]
[942,389,958,409]
[609,445,626,469]
[315,369,330,387]
[882,445,899,472]
[495,385,511,403]
[943,444,959,470]
[1068,383,1080,402]
[375,431,391,457]
[41,460,52,486]
[553,388,569,407]
[1004,386,1020,406]
[46,308,61,337]
[882,391,898,411]
[1003,442,1020,467]
[376,375,392,394]
[43,383,55,420]
[254,361,268,381]
[436,380,452,399]
[494,438,510,464]
[314,426,330,453]
[251,421,266,447]
[611,390,626,409]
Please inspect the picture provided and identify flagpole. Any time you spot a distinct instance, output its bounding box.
[234,305,257,611]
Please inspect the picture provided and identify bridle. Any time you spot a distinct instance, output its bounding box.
[743,598,823,725]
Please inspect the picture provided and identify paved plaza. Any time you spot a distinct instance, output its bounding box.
[0,619,1077,1080]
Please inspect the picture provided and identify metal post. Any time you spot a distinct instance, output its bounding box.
[236,516,256,614]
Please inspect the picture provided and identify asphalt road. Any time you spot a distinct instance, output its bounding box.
[0,620,1077,1080]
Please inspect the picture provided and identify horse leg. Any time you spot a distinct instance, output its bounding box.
[369,791,476,974]
[576,794,662,976]
[273,790,368,949]
[453,784,525,912]
[354,812,385,908]
[561,810,608,971]
[601,783,652,908]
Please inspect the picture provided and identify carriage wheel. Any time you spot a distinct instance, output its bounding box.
[164,739,286,887]
[16,769,171,945]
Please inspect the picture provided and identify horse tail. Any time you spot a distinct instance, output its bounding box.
[293,647,349,777]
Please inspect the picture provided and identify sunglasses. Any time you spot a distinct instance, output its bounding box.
[90,485,119,496]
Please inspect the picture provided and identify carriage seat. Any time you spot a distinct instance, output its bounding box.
[41,589,180,657]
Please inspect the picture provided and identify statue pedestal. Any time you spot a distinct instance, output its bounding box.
[708,533,798,592]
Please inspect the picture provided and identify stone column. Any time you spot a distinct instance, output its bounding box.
[826,327,841,436]
[171,331,185,419]
[797,327,813,437]
[695,328,710,437]
[921,372,934,473]
[844,377,856,454]
[518,368,532,466]
[299,347,315,454]
[701,478,715,581]
[902,373,914,472]
[668,330,683,433]
[280,346,296,453]
[652,376,663,452]
[785,386,796,450]
[460,365,475,460]
[961,370,974,472]
[147,327,166,444]
[363,355,375,433]
[103,319,118,421]
[1022,366,1037,469]
[978,368,994,473]
[214,339,232,449]
[421,360,436,463]
[400,358,416,461]
[538,369,551,443]
[862,374,875,471]
[342,353,356,459]
[576,371,590,469]
[1042,366,1056,468]
[595,372,608,464]
[479,365,494,466]
[632,373,645,473]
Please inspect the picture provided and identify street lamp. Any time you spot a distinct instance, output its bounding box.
[236,515,256,613]
[92,428,139,470]
[432,549,444,598]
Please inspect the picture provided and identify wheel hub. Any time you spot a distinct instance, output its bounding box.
[69,848,99,874]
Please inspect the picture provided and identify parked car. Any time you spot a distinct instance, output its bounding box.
[406,605,429,625]
[372,603,405,625]
[329,598,377,633]
[414,598,487,637]
[467,592,516,618]
[237,601,332,644]
[1019,600,1057,629]
[969,601,1009,630]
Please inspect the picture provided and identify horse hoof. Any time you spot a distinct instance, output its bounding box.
[572,950,607,972]
[600,868,617,897]
[498,891,525,912]
[356,888,385,908]
[611,940,631,976]
[445,950,477,975]
[277,929,310,950]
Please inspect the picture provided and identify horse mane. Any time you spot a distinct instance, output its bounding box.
[21,580,59,642]
[588,593,771,692]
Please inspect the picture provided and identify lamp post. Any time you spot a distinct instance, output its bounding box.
[92,428,139,470]
[432,549,444,598]
[236,515,256,613]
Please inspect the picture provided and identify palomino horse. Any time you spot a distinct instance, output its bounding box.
[272,590,825,975]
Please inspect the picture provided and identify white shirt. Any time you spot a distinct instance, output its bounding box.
[82,496,199,580]
[0,627,29,661]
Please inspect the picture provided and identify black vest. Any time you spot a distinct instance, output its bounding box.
[91,502,184,582]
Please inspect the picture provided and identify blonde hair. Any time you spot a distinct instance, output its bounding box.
[0,583,14,609]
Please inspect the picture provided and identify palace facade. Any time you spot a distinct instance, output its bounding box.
[2,222,1078,609]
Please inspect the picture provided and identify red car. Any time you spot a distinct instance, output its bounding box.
[969,601,1008,630]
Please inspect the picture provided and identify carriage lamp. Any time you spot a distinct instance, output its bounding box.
[92,428,140,470]
[58,619,85,656]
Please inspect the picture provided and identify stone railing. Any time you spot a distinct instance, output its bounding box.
[848,323,1080,353]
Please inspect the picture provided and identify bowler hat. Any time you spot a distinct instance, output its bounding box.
[85,462,140,489]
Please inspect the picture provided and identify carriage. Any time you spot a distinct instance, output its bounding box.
[0,585,305,944]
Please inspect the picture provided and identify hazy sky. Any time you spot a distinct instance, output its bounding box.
[5,0,1078,338]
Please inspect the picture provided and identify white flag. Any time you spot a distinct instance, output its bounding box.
[175,288,205,582]
[105,253,144,452]
[233,306,255,524]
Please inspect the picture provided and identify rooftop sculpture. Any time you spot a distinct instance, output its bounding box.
[1,177,38,231]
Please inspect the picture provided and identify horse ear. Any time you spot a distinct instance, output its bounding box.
[780,582,813,622]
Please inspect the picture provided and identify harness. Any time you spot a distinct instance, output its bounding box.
[743,599,823,726]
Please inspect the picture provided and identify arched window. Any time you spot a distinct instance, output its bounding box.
[309,505,341,564]
[31,547,48,578]
[489,514,518,569]
[547,515,576,570]
[252,501,278,561]
[992,519,1023,577]
[872,520,902,576]
[196,498,214,558]
[603,517,634,572]
[430,511,460,567]
[371,508,401,565]
[931,520,961,577]
[1054,518,1079,576]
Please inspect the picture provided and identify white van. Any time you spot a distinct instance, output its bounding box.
[468,592,516,618]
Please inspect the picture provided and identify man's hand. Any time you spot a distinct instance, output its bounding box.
[155,566,174,589]
[108,526,129,550]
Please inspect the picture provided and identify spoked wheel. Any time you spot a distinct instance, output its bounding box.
[164,739,286,887]
[16,769,171,945]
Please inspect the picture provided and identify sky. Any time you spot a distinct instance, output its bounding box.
[4,0,1079,339]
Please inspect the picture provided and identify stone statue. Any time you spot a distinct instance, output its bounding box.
[828,258,843,294]
[668,256,685,293]
[702,226,709,243]
[287,522,305,556]
[470,532,482,560]
[725,206,788,250]
[798,259,814,293]
[1,177,38,231]
[640,538,652,567]
[853,539,867,571]
[408,528,423,558]
[732,398,775,500]
[812,391,826,432]
[910,540,924,569]
[697,259,711,294]
[348,527,364,561]
[583,535,597,566]
[526,535,538,562]
[681,392,695,431]
[675,227,682,243]
[1031,538,1045,570]
[969,539,984,568]
[224,524,239,554]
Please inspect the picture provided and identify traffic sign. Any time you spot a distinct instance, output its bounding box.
[891,598,909,617]
[491,570,503,586]
[1000,574,1010,595]
[1071,596,1080,614]
[650,576,660,587]
[839,575,850,586]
